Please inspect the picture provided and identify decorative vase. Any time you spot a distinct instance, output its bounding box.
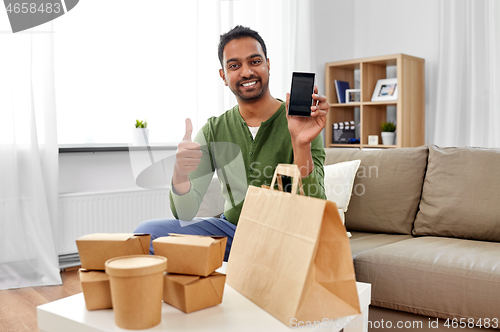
[381,132,395,146]
[132,128,149,146]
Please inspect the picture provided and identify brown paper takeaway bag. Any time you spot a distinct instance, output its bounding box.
[226,164,360,326]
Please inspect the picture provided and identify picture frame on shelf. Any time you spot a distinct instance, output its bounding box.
[371,78,398,101]
[345,89,360,103]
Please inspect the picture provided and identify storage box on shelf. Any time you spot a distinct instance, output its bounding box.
[325,54,425,149]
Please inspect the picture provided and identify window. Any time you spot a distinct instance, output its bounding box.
[54,0,311,145]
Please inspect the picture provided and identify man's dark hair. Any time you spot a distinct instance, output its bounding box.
[218,25,267,68]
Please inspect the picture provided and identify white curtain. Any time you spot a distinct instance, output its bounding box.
[434,0,500,148]
[0,22,62,289]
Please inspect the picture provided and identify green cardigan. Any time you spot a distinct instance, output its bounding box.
[170,101,326,225]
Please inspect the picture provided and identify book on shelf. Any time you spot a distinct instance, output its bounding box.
[334,80,350,104]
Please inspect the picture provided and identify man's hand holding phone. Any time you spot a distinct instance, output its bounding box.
[286,81,329,179]
[172,118,202,195]
[286,85,329,145]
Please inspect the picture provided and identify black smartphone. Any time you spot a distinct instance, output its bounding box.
[288,72,315,117]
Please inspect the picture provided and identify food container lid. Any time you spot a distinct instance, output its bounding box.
[105,255,167,277]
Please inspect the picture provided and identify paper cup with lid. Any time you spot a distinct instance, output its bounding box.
[105,255,167,330]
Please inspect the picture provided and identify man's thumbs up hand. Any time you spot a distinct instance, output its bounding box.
[183,118,193,142]
[174,118,202,179]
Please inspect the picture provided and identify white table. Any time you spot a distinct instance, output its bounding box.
[38,264,371,332]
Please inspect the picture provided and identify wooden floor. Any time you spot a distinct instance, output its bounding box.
[0,268,81,332]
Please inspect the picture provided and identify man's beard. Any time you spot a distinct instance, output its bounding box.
[231,76,269,102]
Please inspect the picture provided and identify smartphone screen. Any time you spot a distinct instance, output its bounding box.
[288,72,315,117]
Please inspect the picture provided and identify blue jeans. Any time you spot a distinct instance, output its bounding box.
[133,214,236,261]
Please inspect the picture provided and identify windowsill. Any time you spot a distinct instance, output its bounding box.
[58,143,178,153]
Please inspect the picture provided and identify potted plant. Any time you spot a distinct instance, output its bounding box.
[132,119,149,146]
[381,121,396,146]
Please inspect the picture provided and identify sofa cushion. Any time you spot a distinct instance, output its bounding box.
[325,146,428,234]
[354,236,500,321]
[324,160,361,239]
[413,145,500,242]
[349,231,413,258]
[324,160,361,212]
[369,307,486,331]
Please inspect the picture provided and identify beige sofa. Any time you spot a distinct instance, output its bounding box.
[201,145,500,329]
[326,145,500,330]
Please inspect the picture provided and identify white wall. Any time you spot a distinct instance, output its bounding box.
[59,148,177,193]
[312,0,439,144]
[312,0,355,95]
[59,152,137,193]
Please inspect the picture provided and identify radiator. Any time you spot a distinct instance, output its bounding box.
[57,189,171,257]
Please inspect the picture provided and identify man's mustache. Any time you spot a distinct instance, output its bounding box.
[238,76,261,85]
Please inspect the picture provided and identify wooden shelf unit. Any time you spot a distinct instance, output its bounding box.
[325,54,425,148]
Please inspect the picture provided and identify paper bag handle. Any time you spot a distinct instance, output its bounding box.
[270,164,305,195]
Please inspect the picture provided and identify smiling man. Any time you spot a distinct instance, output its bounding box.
[135,26,328,260]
